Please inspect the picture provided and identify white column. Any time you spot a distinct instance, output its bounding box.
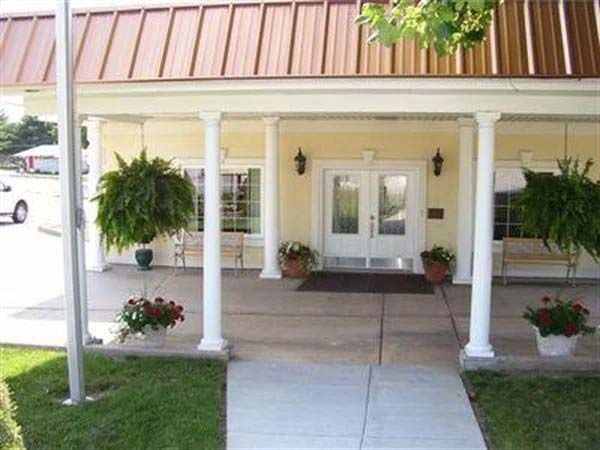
[56,0,85,404]
[260,117,282,279]
[465,112,500,359]
[198,112,227,352]
[454,118,475,284]
[85,118,110,272]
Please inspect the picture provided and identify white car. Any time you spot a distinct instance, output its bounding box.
[0,179,28,223]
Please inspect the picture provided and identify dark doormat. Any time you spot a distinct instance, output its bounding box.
[297,271,434,294]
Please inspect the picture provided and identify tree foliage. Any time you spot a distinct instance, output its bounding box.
[0,110,88,156]
[0,113,56,155]
[94,150,196,253]
[514,158,600,261]
[356,0,498,56]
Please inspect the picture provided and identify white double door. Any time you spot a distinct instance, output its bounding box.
[323,169,418,271]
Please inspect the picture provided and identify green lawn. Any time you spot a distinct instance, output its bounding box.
[0,347,225,450]
[464,371,600,450]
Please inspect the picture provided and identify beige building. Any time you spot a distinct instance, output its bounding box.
[98,117,600,278]
[2,0,599,358]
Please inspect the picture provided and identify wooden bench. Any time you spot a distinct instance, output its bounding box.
[501,237,578,286]
[173,231,245,275]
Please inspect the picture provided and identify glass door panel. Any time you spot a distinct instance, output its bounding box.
[369,172,412,270]
[332,174,360,234]
[377,174,407,236]
[323,171,368,268]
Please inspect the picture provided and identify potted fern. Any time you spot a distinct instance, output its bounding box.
[94,150,195,270]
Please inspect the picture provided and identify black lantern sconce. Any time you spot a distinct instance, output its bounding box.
[432,147,444,177]
[294,148,307,175]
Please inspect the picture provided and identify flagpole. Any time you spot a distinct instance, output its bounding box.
[56,0,86,405]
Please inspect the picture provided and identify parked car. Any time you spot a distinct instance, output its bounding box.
[0,179,28,223]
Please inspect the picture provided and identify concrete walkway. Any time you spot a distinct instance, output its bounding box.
[227,361,486,450]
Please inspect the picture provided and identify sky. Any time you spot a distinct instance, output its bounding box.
[1,0,177,121]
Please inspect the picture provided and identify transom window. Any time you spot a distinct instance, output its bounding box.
[184,166,262,235]
[494,167,554,241]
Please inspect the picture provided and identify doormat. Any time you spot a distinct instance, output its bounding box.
[297,271,434,294]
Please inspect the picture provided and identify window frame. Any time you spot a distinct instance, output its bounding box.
[490,159,560,250]
[175,157,265,246]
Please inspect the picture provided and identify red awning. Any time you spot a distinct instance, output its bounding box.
[1,0,598,86]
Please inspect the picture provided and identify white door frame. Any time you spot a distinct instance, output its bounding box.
[311,158,428,273]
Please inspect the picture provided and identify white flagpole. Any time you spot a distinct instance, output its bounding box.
[56,0,86,404]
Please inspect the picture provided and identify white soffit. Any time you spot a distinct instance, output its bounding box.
[96,113,599,136]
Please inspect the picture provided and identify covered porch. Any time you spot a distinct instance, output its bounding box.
[3,264,599,369]
[71,100,599,365]
[1,0,598,372]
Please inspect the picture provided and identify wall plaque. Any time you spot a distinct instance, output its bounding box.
[427,208,444,220]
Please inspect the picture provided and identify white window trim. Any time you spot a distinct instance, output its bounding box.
[174,157,265,246]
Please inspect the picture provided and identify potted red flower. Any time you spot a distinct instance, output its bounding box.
[116,296,185,347]
[523,295,595,356]
[278,241,319,278]
[420,245,455,284]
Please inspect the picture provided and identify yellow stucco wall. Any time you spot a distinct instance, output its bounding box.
[100,119,599,277]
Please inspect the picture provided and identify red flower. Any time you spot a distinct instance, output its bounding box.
[143,300,150,307]
[564,322,578,337]
[169,301,175,306]
[176,305,184,312]
[539,311,553,327]
[583,308,590,315]
[573,304,583,313]
[541,295,551,304]
[127,299,136,305]
[155,297,164,303]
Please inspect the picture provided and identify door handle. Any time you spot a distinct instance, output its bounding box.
[369,216,375,238]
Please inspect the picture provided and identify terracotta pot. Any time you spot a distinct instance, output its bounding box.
[534,327,579,357]
[423,260,449,284]
[284,257,309,278]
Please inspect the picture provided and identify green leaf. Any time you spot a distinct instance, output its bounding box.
[356,0,496,56]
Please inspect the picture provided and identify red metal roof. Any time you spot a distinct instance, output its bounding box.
[1,0,598,86]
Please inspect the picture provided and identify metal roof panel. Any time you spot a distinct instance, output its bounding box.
[1,0,598,86]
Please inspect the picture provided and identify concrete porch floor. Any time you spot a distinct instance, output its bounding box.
[3,264,598,368]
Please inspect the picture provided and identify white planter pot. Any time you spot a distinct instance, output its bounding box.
[138,325,167,348]
[534,327,579,357]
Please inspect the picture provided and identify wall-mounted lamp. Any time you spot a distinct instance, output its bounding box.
[432,147,444,177]
[294,148,307,175]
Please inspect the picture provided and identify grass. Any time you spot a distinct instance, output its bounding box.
[0,347,225,450]
[464,371,600,450]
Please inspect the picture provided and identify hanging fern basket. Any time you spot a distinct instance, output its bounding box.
[93,150,196,270]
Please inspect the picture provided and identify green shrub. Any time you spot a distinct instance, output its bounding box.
[0,379,24,450]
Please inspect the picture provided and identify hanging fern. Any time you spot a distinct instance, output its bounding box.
[514,158,600,261]
[93,149,196,253]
